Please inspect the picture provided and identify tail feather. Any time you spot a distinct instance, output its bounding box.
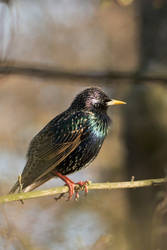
[9,174,53,194]
[23,175,53,192]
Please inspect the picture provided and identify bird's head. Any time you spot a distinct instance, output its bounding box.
[70,87,126,112]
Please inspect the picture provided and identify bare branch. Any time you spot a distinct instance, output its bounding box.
[0,178,166,204]
[1,62,167,83]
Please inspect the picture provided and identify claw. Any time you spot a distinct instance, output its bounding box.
[53,171,89,201]
[76,181,89,195]
[65,180,89,200]
[74,190,80,201]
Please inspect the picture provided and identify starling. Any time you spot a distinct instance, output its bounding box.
[9,87,126,199]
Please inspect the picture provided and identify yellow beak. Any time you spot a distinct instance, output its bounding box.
[107,99,126,106]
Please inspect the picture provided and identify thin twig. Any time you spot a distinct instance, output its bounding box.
[0,178,166,204]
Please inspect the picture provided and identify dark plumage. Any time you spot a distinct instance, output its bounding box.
[9,87,126,199]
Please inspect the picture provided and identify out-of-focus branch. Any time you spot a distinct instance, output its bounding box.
[0,62,167,83]
[0,178,166,204]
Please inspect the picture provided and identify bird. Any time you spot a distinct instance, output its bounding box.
[9,87,126,200]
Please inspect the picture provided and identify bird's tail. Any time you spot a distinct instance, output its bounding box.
[23,175,53,192]
[9,174,53,194]
[9,180,19,194]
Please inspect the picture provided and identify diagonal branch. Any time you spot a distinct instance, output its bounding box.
[0,178,166,204]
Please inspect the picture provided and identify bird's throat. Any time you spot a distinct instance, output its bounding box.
[88,112,109,138]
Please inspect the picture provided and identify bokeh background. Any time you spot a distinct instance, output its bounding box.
[0,0,167,249]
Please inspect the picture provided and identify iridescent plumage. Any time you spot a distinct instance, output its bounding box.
[9,87,125,198]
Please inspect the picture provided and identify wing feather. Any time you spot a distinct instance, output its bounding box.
[19,111,88,190]
[34,133,81,181]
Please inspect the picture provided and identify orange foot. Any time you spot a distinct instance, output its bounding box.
[54,171,89,200]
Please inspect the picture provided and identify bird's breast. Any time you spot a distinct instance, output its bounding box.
[87,112,110,139]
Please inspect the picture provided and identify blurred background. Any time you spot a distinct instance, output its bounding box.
[0,0,167,249]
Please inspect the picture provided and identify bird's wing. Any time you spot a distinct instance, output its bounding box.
[34,132,82,181]
[21,111,89,186]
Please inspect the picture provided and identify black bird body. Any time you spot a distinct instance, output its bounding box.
[9,87,125,197]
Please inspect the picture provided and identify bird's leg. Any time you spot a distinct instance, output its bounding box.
[53,171,89,200]
[54,172,75,200]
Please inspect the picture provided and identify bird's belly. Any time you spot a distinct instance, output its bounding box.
[55,134,104,175]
